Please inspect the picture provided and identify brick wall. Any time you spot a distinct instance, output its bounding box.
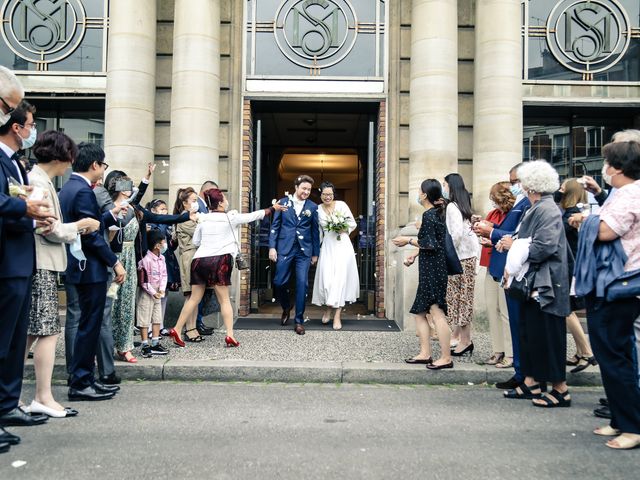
[376,101,386,317]
[238,99,253,316]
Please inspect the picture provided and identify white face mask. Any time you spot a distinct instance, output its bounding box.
[0,110,10,126]
[190,201,199,213]
[69,234,87,271]
[601,163,613,185]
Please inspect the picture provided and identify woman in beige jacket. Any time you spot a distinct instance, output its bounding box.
[24,131,100,418]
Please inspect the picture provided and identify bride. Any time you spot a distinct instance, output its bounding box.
[312,181,359,330]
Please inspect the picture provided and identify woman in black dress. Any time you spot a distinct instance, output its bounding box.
[393,179,452,369]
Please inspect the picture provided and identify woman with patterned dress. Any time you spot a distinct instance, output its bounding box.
[311,181,359,330]
[393,179,453,370]
[24,131,100,417]
[443,173,479,357]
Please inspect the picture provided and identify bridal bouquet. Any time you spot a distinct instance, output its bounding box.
[325,211,352,241]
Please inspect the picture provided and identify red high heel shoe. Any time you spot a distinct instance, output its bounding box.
[225,336,240,348]
[169,328,185,348]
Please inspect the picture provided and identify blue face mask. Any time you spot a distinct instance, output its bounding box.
[20,127,37,149]
[442,189,450,200]
[160,243,168,254]
[417,193,423,205]
[69,234,86,271]
[510,183,522,197]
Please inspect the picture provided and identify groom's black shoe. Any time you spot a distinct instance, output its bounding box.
[294,324,305,335]
[281,308,292,326]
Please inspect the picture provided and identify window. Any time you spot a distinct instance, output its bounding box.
[587,128,603,157]
[522,0,640,82]
[0,0,108,73]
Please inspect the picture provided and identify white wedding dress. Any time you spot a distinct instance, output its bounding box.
[312,200,360,308]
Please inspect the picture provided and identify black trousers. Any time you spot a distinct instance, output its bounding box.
[519,299,567,384]
[68,282,108,390]
[0,277,32,414]
[586,295,640,434]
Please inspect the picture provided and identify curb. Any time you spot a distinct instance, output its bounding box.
[24,359,604,386]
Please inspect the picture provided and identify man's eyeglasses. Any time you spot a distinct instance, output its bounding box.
[19,122,37,129]
[98,161,109,170]
[0,96,15,115]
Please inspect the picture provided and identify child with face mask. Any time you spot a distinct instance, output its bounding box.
[136,229,169,358]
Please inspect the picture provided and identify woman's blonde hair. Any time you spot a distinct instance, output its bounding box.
[560,178,587,210]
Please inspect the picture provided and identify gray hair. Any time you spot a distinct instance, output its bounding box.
[517,160,559,194]
[0,65,25,100]
[612,129,640,143]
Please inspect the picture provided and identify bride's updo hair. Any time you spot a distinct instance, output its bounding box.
[319,181,336,197]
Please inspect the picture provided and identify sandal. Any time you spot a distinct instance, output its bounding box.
[606,433,640,450]
[116,351,138,364]
[566,354,581,366]
[594,426,621,437]
[495,357,514,369]
[184,328,204,343]
[504,383,543,399]
[484,353,504,365]
[532,389,571,408]
[570,356,597,374]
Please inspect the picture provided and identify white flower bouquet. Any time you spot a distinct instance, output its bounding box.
[325,211,351,240]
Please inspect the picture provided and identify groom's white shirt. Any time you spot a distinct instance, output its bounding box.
[292,194,305,217]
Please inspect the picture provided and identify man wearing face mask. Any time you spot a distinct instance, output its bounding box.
[58,142,126,401]
[473,163,531,390]
[0,66,24,127]
[0,101,53,445]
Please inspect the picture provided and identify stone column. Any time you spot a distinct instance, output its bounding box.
[104,0,157,195]
[472,0,522,213]
[168,0,220,201]
[409,0,458,222]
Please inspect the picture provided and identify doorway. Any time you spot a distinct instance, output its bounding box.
[239,100,384,321]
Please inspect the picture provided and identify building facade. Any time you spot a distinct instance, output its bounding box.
[2,0,639,328]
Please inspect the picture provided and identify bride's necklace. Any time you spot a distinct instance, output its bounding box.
[322,202,335,215]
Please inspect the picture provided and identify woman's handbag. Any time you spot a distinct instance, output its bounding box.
[444,231,463,275]
[225,213,250,270]
[606,268,640,302]
[505,269,536,302]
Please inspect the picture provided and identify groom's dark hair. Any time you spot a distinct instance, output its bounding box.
[294,175,314,186]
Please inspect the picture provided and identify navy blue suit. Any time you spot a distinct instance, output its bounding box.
[269,197,320,324]
[0,148,35,414]
[59,174,118,389]
[487,196,530,382]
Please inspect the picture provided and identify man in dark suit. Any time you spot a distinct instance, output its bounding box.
[58,142,126,401]
[0,102,51,441]
[269,175,320,335]
[474,163,531,390]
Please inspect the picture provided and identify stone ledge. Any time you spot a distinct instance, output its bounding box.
[24,360,603,386]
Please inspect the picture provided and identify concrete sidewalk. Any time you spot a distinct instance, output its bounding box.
[37,328,602,385]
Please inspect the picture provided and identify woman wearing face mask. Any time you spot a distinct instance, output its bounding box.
[23,130,101,418]
[479,182,515,368]
[393,179,453,369]
[556,179,596,373]
[501,161,572,409]
[170,188,207,344]
[577,141,640,450]
[442,173,479,357]
[171,188,285,347]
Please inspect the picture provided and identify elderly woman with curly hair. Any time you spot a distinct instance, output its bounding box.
[500,161,572,408]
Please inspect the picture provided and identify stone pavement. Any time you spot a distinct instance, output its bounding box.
[35,329,602,386]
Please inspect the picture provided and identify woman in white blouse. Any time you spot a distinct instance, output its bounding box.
[443,173,479,357]
[171,189,285,347]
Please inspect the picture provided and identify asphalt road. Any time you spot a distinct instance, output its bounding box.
[0,382,635,480]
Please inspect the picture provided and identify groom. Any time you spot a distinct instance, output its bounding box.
[269,175,320,335]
